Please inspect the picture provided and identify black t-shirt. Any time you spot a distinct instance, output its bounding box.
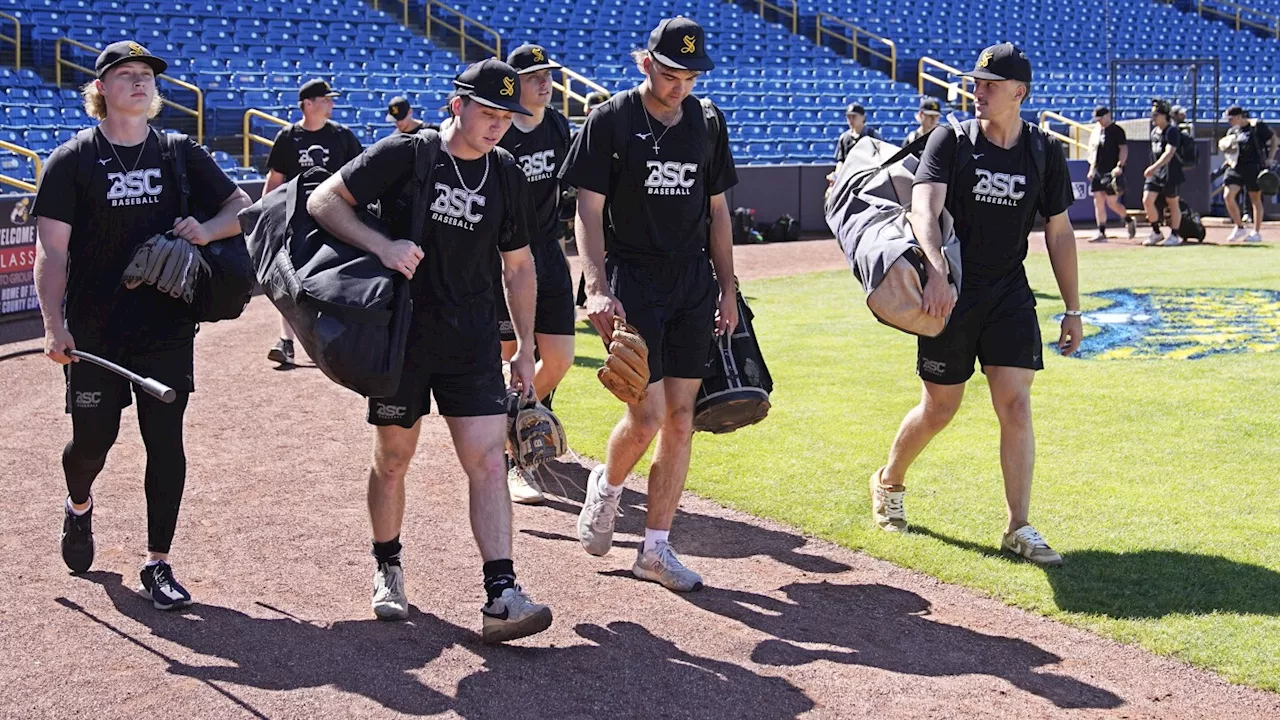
[559,88,738,262]
[903,127,936,148]
[396,120,427,135]
[1091,123,1127,173]
[1149,124,1185,186]
[835,127,878,162]
[1229,120,1274,170]
[267,121,363,180]
[339,133,530,371]
[915,124,1073,284]
[499,107,569,244]
[33,127,238,340]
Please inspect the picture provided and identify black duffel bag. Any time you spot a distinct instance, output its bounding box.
[693,282,773,434]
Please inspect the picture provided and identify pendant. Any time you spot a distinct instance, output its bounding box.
[653,143,661,154]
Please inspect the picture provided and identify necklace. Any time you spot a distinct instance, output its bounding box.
[442,140,489,194]
[100,127,150,172]
[642,106,679,155]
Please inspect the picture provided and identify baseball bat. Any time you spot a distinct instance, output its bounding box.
[68,350,176,404]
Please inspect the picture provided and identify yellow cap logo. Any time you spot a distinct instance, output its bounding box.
[977,49,994,68]
[127,42,146,57]
[532,47,545,62]
[500,76,515,96]
[681,35,697,54]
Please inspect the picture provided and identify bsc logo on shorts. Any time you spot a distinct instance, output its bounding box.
[519,150,556,182]
[107,169,162,207]
[375,403,407,420]
[644,161,697,196]
[74,391,103,409]
[972,169,1026,207]
[919,358,947,376]
[431,182,486,230]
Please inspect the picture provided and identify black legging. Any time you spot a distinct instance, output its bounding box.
[63,391,189,554]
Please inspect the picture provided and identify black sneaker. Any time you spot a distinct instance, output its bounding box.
[138,561,193,611]
[267,338,295,365]
[60,504,95,574]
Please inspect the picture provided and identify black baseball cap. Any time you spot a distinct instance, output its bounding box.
[95,40,167,78]
[1093,105,1111,118]
[299,79,340,102]
[846,103,865,116]
[1225,104,1248,118]
[648,16,714,72]
[963,42,1032,84]
[1151,98,1171,116]
[452,58,533,116]
[507,43,561,73]
[917,97,942,116]
[387,96,411,122]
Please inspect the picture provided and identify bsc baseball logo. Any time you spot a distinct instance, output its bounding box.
[681,36,696,54]
[972,169,1026,206]
[500,77,515,97]
[375,403,407,420]
[107,169,163,205]
[75,391,102,409]
[431,183,486,226]
[298,144,330,170]
[532,47,545,62]
[645,161,697,195]
[519,150,556,180]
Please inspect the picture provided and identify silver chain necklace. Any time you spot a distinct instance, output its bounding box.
[643,106,678,155]
[100,127,149,172]
[442,140,489,194]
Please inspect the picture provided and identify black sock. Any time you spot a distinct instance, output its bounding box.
[1151,222,1161,232]
[540,390,554,411]
[372,536,402,567]
[483,559,516,601]
[1097,222,1107,233]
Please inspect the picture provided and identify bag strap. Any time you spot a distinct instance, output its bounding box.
[409,129,441,245]
[159,129,191,219]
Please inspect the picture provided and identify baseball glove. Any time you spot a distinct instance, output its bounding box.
[121,233,210,304]
[505,392,567,470]
[597,316,649,404]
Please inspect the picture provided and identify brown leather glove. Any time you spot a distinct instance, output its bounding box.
[597,317,650,404]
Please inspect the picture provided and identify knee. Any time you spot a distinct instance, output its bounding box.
[919,399,960,432]
[625,408,665,443]
[372,446,415,483]
[663,403,695,437]
[993,393,1032,427]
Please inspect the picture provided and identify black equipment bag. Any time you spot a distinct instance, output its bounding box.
[693,283,773,434]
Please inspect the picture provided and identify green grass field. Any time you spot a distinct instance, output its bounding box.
[554,243,1280,691]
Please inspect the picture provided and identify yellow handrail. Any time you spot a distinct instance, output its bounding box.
[1039,110,1092,159]
[753,0,799,34]
[1196,0,1280,38]
[553,66,609,122]
[242,108,290,168]
[0,12,20,70]
[814,13,897,82]
[55,37,205,144]
[918,56,974,112]
[0,139,40,192]
[426,0,501,63]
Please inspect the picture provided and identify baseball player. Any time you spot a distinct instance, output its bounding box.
[1085,106,1135,242]
[1221,105,1275,243]
[386,96,438,134]
[1142,99,1184,246]
[494,43,576,505]
[903,97,942,146]
[33,41,251,607]
[307,59,553,644]
[263,79,363,365]
[870,43,1081,567]
[560,16,739,592]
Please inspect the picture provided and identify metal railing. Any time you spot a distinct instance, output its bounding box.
[814,14,896,81]
[753,0,799,34]
[0,12,19,70]
[553,66,610,122]
[242,108,290,168]
[0,139,40,192]
[1039,110,1092,159]
[1195,0,1280,38]
[918,56,974,112]
[55,37,205,144]
[426,0,501,62]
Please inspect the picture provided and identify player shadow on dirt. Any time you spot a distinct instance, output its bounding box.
[522,459,851,574]
[674,580,1123,710]
[64,572,815,718]
[912,525,1280,619]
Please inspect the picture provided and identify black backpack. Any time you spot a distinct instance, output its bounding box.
[1176,125,1199,168]
[766,214,801,243]
[731,206,756,245]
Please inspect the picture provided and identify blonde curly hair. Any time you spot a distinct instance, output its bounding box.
[81,79,163,120]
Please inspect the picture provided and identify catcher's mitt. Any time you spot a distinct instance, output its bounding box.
[597,316,650,404]
[121,233,210,304]
[505,392,567,470]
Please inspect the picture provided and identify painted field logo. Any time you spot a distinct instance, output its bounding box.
[1057,288,1280,360]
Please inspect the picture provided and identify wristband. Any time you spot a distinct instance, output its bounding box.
[1064,310,1082,317]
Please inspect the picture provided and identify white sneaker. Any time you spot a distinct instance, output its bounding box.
[577,465,621,556]
[481,586,553,644]
[372,563,408,621]
[1225,227,1249,242]
[1244,231,1263,243]
[1143,229,1163,246]
[507,466,544,505]
[1088,231,1108,243]
[869,467,907,532]
[1001,525,1064,566]
[633,541,704,592]
[1162,233,1183,246]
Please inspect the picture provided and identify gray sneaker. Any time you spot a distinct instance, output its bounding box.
[578,465,621,556]
[1002,524,1064,567]
[632,541,704,592]
[481,586,553,644]
[372,563,408,621]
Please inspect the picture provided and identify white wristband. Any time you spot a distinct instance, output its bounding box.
[1064,310,1082,317]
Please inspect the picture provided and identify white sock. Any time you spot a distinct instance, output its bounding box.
[644,528,670,553]
[597,469,623,497]
[66,496,92,516]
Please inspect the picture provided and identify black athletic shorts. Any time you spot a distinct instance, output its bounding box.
[64,334,195,414]
[1144,180,1180,198]
[1090,173,1124,195]
[607,255,716,383]
[917,272,1043,385]
[497,241,576,341]
[1224,166,1260,192]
